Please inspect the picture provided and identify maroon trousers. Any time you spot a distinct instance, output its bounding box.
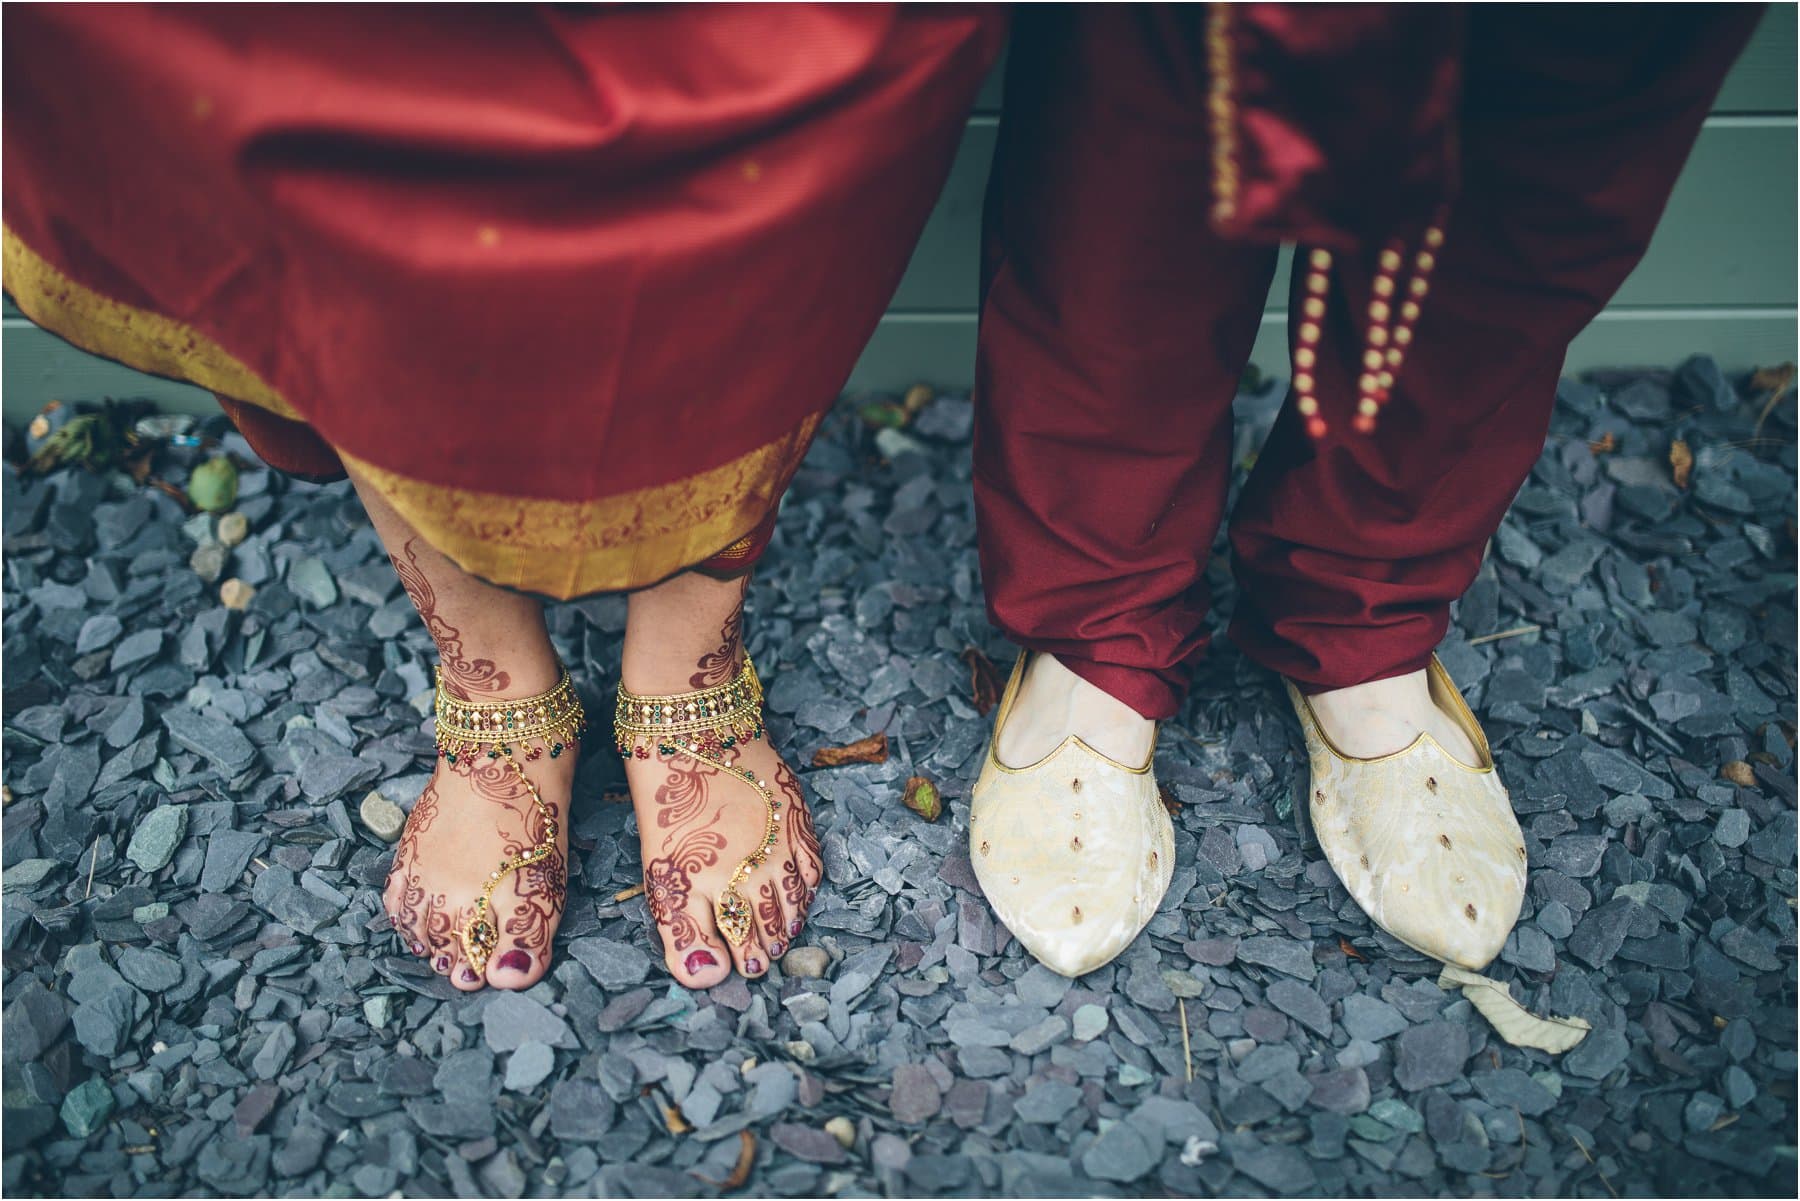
[973,4,1760,719]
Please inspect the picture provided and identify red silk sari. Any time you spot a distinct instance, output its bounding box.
[3,3,1004,596]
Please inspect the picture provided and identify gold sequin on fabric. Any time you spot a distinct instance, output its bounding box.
[1205,4,1239,225]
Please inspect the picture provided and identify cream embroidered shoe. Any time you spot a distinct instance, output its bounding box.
[970,654,1175,978]
[1286,655,1524,970]
[1287,655,1590,1053]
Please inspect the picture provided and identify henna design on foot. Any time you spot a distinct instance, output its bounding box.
[689,576,750,689]
[644,825,728,960]
[625,590,825,986]
[383,732,576,991]
[389,537,511,699]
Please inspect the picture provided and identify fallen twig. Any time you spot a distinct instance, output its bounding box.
[1569,1131,1620,1199]
[1468,624,1541,646]
[1751,362,1794,438]
[1178,999,1194,1083]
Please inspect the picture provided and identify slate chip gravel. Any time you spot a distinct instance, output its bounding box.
[0,363,1794,1197]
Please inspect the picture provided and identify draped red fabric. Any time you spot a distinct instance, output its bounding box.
[973,3,1763,714]
[3,3,1004,595]
[1220,3,1467,253]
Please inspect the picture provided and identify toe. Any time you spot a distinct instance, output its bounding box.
[422,918,459,977]
[484,860,565,991]
[728,926,770,979]
[486,942,546,991]
[720,887,772,979]
[755,876,792,959]
[656,900,733,990]
[451,956,487,991]
[770,866,813,960]
[382,875,432,961]
[450,953,487,992]
[438,908,486,991]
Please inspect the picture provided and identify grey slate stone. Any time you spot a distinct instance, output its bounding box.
[483,992,575,1052]
[200,830,267,893]
[127,805,189,874]
[1340,994,1408,1043]
[1393,1021,1469,1091]
[1082,1119,1159,1183]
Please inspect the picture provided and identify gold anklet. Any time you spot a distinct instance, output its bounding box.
[614,654,780,946]
[434,665,585,973]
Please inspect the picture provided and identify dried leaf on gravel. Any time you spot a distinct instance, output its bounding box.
[812,733,889,768]
[902,775,942,822]
[1669,439,1693,489]
[962,647,1004,717]
[698,1130,756,1191]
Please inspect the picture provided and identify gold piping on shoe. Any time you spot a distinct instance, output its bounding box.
[1288,655,1493,774]
[984,653,1157,777]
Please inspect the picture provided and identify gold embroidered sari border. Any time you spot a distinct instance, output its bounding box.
[3,223,820,598]
[3,224,301,421]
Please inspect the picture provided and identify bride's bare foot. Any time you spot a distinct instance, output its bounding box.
[342,465,579,993]
[622,573,823,988]
[385,724,577,991]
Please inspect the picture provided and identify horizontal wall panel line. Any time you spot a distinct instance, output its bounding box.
[876,306,1800,322]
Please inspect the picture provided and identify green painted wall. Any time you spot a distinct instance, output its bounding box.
[4,5,1795,420]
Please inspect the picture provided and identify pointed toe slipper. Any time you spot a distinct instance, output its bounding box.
[970,656,1174,979]
[1287,654,1591,1053]
[1287,656,1526,972]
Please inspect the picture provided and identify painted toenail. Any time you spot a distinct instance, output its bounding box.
[434,955,450,972]
[789,919,803,937]
[410,942,424,955]
[746,958,763,974]
[497,950,531,973]
[685,950,718,974]
[770,941,785,957]
[460,967,480,983]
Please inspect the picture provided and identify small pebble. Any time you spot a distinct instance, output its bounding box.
[219,578,256,610]
[217,511,249,547]
[359,791,406,843]
[781,947,830,979]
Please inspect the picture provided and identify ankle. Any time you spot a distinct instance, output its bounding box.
[1000,652,1155,768]
[619,644,744,696]
[623,570,752,691]
[433,649,564,701]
